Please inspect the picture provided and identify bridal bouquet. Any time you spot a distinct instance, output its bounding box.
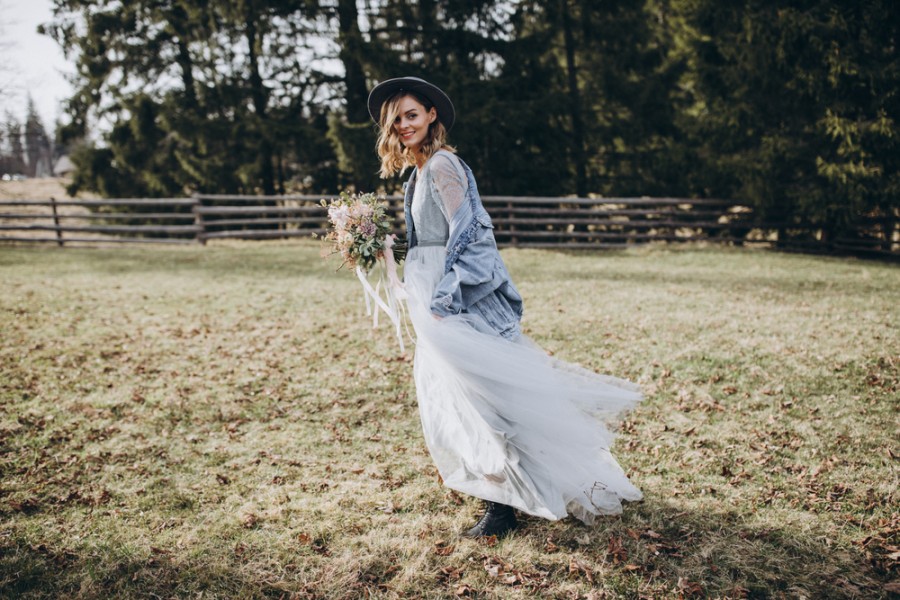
[319,191,406,272]
[320,191,409,351]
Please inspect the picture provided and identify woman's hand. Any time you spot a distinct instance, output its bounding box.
[385,233,396,250]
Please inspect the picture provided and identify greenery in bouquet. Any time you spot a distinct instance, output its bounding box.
[319,191,406,272]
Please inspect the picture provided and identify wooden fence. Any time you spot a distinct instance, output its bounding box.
[0,194,897,258]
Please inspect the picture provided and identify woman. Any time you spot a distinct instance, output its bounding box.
[368,77,643,538]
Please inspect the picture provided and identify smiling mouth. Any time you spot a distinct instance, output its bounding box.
[400,132,414,139]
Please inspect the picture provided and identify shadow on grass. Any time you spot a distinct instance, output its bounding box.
[0,536,296,600]
[2,498,891,599]
[520,497,888,599]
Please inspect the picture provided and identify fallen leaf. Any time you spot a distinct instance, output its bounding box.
[677,577,704,597]
[568,557,594,583]
[834,577,862,595]
[376,502,396,514]
[92,489,112,506]
[434,541,455,556]
[9,497,40,513]
[437,566,463,584]
[240,513,259,528]
[607,536,627,564]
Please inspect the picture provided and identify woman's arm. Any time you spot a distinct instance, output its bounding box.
[430,153,467,221]
[427,153,495,317]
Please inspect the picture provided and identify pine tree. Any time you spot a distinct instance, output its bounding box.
[326,0,380,192]
[42,0,336,197]
[3,114,26,175]
[24,96,53,177]
[679,0,900,236]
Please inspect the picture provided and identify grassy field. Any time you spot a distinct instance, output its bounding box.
[0,241,897,599]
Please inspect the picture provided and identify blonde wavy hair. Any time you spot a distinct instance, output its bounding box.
[376,91,455,179]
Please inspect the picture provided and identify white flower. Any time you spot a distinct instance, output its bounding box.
[329,205,350,230]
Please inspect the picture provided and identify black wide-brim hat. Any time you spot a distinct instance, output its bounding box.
[367,76,455,131]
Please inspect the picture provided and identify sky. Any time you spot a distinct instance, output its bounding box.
[2,0,74,128]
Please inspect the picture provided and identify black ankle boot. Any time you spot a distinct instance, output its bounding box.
[463,501,518,538]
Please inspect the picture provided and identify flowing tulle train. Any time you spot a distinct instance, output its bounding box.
[404,245,643,524]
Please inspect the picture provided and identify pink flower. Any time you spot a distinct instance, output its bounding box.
[359,221,376,237]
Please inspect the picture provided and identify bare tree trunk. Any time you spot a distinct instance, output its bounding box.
[175,39,197,110]
[245,2,275,196]
[337,0,369,124]
[561,0,587,197]
[170,4,198,111]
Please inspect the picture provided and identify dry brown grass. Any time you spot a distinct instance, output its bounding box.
[0,241,897,599]
[0,178,83,201]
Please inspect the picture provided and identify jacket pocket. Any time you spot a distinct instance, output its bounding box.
[497,280,523,319]
[470,286,520,338]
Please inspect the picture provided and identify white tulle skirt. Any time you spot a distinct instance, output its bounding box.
[404,245,643,524]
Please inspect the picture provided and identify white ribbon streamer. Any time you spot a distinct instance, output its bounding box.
[355,237,410,352]
[383,238,407,299]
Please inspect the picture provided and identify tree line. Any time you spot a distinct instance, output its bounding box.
[1,97,54,178]
[42,0,898,238]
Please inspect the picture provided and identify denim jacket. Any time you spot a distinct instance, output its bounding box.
[404,154,524,339]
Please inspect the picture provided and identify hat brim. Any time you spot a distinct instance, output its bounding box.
[367,77,455,132]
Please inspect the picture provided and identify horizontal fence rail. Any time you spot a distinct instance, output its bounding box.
[0,194,896,258]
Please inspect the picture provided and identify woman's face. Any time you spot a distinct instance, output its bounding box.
[392,95,437,152]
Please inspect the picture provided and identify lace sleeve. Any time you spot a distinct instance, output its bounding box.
[430,153,467,221]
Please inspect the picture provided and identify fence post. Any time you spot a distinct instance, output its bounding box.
[192,193,206,245]
[884,213,896,253]
[50,196,64,247]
